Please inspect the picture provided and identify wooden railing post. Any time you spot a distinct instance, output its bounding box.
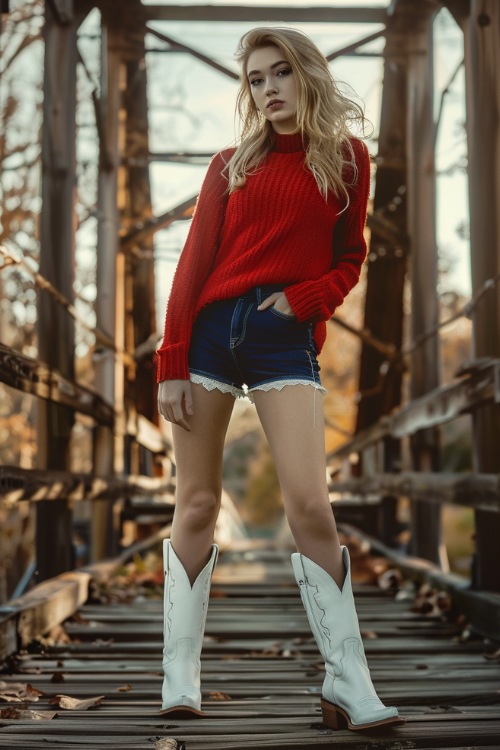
[463,0,500,592]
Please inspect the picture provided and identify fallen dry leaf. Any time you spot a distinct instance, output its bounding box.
[154,739,180,750]
[0,682,43,703]
[208,691,232,701]
[117,683,132,692]
[484,647,500,662]
[0,707,57,720]
[49,694,104,710]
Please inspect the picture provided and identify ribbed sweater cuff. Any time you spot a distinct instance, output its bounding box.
[285,282,344,322]
[155,343,190,382]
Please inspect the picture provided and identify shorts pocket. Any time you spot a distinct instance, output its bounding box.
[269,306,297,321]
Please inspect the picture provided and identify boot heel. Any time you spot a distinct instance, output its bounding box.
[321,699,348,730]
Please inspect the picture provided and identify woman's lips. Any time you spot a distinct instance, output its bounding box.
[267,100,284,110]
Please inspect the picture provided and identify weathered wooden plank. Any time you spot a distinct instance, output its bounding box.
[0,610,17,662]
[0,526,172,660]
[341,523,500,641]
[0,465,175,504]
[1,547,499,749]
[330,358,500,460]
[0,343,114,425]
[330,471,500,512]
[0,571,90,650]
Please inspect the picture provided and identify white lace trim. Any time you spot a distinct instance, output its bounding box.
[190,373,246,399]
[248,379,327,397]
[190,373,327,404]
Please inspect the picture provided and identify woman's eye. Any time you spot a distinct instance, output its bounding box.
[250,78,263,86]
[277,68,291,77]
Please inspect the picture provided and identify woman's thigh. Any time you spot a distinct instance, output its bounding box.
[251,384,329,506]
[172,382,235,499]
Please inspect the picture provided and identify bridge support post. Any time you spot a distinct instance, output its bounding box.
[91,15,125,561]
[463,0,500,592]
[36,1,82,580]
[405,4,443,565]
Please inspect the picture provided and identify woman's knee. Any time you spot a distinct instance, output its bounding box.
[176,487,221,530]
[285,493,334,536]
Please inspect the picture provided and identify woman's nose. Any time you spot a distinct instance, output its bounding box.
[266,81,278,96]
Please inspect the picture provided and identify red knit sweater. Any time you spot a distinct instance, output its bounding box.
[156,132,370,382]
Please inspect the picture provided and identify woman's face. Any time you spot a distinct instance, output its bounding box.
[246,45,298,134]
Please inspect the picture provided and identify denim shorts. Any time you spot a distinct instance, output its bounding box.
[188,285,327,401]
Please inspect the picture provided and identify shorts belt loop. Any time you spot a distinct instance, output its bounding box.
[256,287,262,305]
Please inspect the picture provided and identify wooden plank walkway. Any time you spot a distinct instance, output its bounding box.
[1,546,499,749]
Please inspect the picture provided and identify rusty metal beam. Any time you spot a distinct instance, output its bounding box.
[142,5,389,24]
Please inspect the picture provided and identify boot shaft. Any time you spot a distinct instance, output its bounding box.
[163,541,218,644]
[291,547,362,658]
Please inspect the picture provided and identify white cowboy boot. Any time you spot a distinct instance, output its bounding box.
[291,546,404,731]
[160,540,218,717]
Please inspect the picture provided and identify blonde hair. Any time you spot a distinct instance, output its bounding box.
[229,27,368,205]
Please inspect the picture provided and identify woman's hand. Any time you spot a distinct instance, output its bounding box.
[157,379,193,432]
[257,292,295,317]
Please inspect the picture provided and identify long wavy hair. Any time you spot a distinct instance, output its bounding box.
[228,27,368,206]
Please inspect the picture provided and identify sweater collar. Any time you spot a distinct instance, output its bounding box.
[271,131,307,154]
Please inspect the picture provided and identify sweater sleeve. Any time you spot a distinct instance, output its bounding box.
[283,139,370,323]
[155,151,230,382]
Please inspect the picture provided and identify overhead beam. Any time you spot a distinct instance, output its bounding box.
[121,194,197,252]
[143,5,388,24]
[326,28,386,61]
[146,27,239,80]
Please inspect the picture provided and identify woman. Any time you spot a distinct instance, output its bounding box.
[157,27,404,732]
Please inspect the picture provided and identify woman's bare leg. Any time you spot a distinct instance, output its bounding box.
[170,383,234,584]
[251,385,344,588]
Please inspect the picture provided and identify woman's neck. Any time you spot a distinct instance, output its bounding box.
[271,131,307,153]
